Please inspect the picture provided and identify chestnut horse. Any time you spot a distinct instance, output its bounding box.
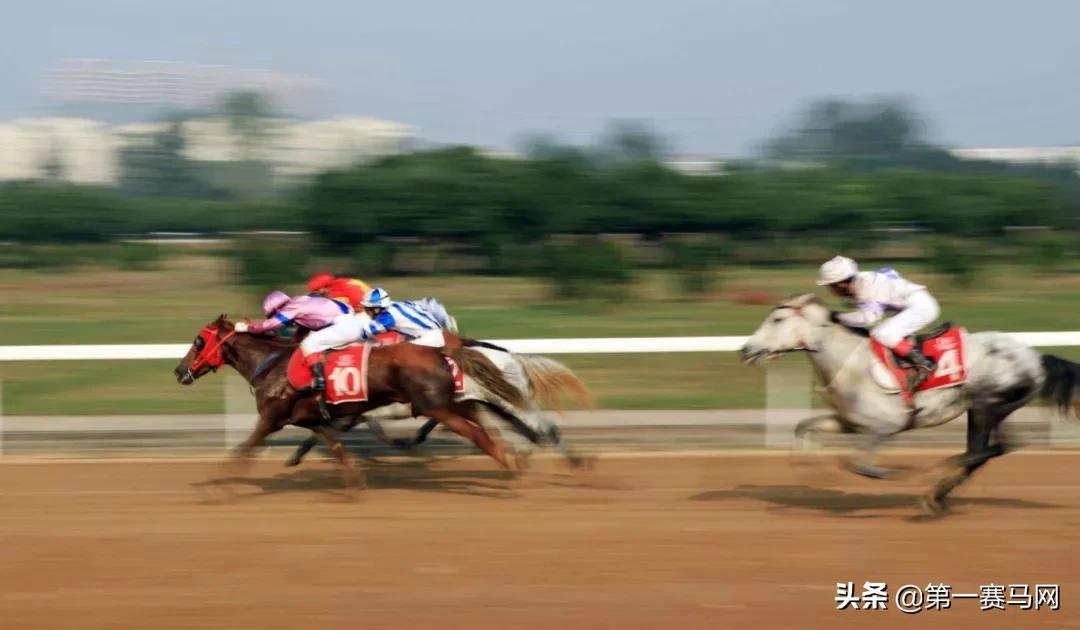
[173,315,528,491]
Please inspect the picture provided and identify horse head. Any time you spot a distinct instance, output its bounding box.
[174,314,235,385]
[740,293,830,365]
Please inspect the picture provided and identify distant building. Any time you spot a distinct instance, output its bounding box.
[662,155,727,176]
[0,116,416,185]
[950,146,1080,171]
[0,118,117,184]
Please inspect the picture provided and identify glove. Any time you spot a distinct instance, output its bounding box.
[234,321,249,333]
[829,311,842,324]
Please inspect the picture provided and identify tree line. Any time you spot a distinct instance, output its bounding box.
[2,149,1074,245]
[1,97,1077,251]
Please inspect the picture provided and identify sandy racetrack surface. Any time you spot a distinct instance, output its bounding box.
[1,452,1078,629]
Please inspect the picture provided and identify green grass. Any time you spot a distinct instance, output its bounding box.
[1,253,1079,414]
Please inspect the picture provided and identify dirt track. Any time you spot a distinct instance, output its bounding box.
[1,452,1078,629]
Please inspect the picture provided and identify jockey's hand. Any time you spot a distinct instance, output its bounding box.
[234,321,249,333]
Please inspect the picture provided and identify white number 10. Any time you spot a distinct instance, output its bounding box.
[329,366,362,395]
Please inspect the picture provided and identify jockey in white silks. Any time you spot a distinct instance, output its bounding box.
[817,255,941,389]
[354,287,455,347]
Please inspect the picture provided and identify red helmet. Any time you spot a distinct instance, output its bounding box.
[307,272,336,293]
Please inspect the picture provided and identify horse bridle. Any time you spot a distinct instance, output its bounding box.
[184,326,237,381]
[771,305,823,354]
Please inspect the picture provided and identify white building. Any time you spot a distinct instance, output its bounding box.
[0,116,417,186]
[950,146,1080,171]
[0,118,118,184]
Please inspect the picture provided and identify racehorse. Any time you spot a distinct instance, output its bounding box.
[173,315,529,492]
[740,293,1080,514]
[284,349,595,468]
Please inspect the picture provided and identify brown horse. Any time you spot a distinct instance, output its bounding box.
[173,315,527,492]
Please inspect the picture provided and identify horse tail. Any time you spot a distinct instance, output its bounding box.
[447,347,528,410]
[462,337,511,354]
[515,354,594,412]
[1041,354,1080,420]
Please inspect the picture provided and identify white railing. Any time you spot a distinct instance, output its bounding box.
[1,331,1079,361]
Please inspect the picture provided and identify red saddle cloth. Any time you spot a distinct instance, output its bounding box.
[287,338,465,403]
[287,344,372,404]
[870,327,968,402]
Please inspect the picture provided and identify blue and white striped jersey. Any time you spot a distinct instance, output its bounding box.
[358,300,445,341]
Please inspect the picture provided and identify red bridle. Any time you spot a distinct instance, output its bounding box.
[188,326,237,374]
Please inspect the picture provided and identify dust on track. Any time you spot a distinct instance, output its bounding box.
[1,452,1077,629]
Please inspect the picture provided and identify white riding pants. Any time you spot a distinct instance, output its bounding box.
[408,329,446,348]
[871,290,941,348]
[300,313,363,356]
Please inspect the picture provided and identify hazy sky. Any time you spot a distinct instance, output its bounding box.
[2,0,1078,155]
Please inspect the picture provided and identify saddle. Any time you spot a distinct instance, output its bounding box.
[869,324,967,402]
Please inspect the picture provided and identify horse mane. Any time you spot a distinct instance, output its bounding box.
[777,293,868,338]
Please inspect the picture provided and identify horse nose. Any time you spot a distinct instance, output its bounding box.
[173,366,192,384]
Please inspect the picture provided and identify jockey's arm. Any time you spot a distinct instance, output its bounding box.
[248,304,300,334]
[837,301,884,328]
[356,310,396,341]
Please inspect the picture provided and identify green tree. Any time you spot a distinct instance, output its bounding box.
[765,97,924,162]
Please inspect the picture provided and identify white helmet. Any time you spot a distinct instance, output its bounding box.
[816,256,858,286]
[362,287,392,308]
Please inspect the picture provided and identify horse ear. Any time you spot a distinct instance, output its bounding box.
[212,313,228,327]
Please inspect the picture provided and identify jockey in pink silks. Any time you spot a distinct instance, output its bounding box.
[233,290,363,391]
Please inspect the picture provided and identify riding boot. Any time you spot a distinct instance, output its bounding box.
[903,347,937,391]
[310,361,331,420]
[310,361,327,392]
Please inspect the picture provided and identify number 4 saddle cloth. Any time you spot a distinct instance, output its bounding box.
[286,343,466,405]
[869,325,968,403]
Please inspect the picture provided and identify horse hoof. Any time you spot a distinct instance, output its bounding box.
[851,464,897,480]
[569,454,598,471]
[284,456,302,468]
[919,493,949,516]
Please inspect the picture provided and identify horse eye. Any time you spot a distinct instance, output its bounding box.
[194,336,205,350]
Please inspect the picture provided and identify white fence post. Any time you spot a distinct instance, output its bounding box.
[764,361,811,448]
[224,372,256,452]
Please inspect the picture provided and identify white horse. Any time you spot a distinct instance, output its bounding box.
[740,293,1080,513]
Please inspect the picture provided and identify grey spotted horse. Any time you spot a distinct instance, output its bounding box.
[741,294,1080,514]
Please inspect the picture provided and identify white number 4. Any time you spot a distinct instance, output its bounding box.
[329,366,362,396]
[934,349,961,380]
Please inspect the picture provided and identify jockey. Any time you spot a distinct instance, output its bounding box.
[817,255,940,388]
[307,272,372,312]
[233,290,362,391]
[355,287,452,348]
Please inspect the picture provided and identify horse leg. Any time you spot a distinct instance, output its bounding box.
[212,415,278,500]
[426,407,514,472]
[404,418,439,449]
[383,417,438,450]
[845,431,901,480]
[286,416,357,467]
[286,435,320,467]
[311,424,366,494]
[789,414,845,475]
[922,406,1008,514]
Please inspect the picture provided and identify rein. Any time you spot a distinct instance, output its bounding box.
[190,329,237,373]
